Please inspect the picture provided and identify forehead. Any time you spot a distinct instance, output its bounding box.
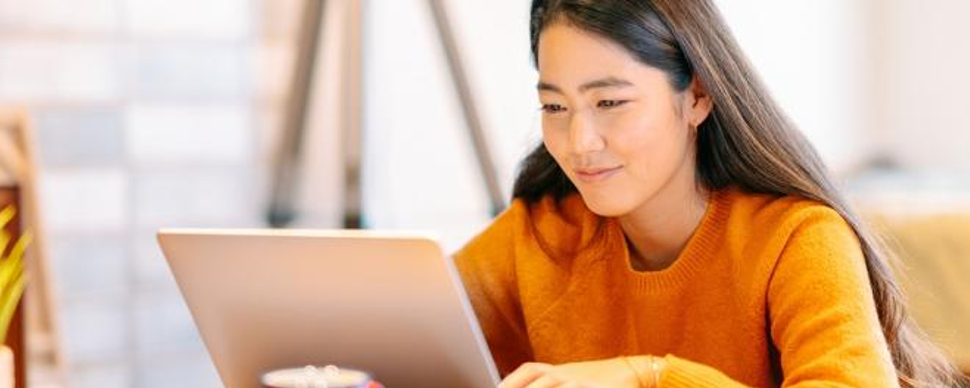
[536,23,661,87]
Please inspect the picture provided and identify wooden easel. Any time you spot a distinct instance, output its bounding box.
[266,0,506,229]
[0,109,64,387]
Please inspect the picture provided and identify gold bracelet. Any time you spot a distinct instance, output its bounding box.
[623,356,649,388]
[649,355,661,388]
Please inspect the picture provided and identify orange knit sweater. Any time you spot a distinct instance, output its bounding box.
[453,187,898,387]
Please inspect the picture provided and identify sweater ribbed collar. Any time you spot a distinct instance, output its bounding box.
[603,187,734,294]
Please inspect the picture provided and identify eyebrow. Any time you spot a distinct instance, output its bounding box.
[537,77,635,94]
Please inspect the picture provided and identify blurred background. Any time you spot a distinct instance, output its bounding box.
[0,0,968,387]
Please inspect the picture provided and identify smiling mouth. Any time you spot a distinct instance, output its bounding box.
[574,166,622,183]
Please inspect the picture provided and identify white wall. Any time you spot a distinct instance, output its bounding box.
[872,0,970,171]
[715,0,874,175]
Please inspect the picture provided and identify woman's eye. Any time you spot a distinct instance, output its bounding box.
[597,100,628,108]
[541,104,566,113]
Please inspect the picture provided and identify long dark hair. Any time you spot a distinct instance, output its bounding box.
[517,1,967,386]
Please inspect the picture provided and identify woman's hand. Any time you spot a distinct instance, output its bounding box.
[498,358,642,388]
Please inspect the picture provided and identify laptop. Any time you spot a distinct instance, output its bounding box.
[157,228,501,388]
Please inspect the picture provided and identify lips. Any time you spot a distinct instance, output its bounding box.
[574,166,622,183]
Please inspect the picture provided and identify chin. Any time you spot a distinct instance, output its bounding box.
[576,189,635,217]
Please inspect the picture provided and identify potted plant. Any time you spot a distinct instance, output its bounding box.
[0,205,30,388]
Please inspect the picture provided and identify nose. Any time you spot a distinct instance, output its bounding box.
[568,112,605,154]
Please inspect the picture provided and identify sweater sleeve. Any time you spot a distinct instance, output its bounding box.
[631,208,899,387]
[452,201,534,377]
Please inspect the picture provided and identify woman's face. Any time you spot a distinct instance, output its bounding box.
[537,23,711,216]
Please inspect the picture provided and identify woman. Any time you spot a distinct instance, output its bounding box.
[453,0,967,387]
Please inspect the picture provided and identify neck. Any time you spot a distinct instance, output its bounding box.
[619,179,709,272]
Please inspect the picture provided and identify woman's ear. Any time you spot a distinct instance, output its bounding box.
[687,76,713,127]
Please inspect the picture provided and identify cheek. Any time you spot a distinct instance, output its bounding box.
[607,113,663,155]
[610,112,690,170]
[541,125,570,165]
